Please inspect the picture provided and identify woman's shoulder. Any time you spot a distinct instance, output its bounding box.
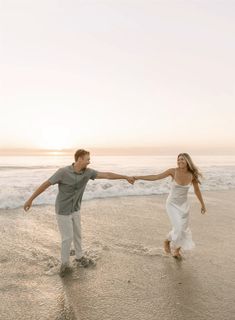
[167,168,176,177]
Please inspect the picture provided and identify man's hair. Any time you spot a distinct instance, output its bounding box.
[74,149,90,161]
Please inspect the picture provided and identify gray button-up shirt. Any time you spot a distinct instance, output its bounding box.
[48,164,97,215]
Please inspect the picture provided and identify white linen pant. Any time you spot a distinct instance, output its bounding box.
[56,211,83,264]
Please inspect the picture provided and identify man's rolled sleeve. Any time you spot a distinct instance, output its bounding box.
[89,169,98,180]
[48,168,64,185]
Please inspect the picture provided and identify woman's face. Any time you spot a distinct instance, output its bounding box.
[177,155,188,169]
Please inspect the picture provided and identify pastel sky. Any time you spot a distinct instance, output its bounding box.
[1,0,235,154]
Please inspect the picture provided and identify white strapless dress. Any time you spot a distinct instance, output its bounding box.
[166,180,195,250]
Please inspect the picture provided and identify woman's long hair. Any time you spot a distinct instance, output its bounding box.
[178,153,203,184]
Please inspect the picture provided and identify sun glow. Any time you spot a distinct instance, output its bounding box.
[36,127,73,151]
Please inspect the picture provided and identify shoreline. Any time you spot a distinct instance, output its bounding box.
[2,187,235,212]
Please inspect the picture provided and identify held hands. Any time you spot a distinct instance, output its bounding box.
[126,176,135,184]
[126,176,139,184]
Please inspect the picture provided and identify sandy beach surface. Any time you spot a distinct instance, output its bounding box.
[0,190,235,320]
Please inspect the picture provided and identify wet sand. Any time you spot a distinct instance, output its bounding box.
[0,190,235,320]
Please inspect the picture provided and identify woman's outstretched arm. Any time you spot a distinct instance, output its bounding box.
[134,168,174,181]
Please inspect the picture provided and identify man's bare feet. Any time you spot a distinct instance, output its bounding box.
[164,240,171,253]
[59,264,73,277]
[75,256,95,268]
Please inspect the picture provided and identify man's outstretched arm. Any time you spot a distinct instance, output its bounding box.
[24,180,52,211]
[96,172,135,184]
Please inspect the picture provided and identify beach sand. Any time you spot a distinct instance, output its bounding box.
[0,190,235,320]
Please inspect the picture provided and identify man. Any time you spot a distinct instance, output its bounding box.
[24,149,134,276]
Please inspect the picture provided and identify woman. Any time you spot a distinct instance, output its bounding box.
[134,153,206,258]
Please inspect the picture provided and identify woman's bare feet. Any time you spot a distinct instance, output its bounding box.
[164,240,171,253]
[172,248,182,259]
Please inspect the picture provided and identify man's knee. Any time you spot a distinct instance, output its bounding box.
[61,236,73,244]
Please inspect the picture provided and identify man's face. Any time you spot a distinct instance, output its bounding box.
[80,154,90,169]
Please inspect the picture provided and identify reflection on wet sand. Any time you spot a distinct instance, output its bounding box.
[1,192,235,319]
[52,287,78,320]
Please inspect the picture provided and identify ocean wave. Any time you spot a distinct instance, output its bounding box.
[1,174,235,209]
[0,165,58,171]
[1,155,235,209]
